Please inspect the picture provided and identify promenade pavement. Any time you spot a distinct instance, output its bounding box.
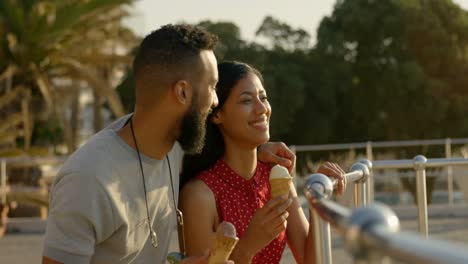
[1,205,468,263]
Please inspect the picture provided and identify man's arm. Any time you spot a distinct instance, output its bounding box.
[257,142,296,172]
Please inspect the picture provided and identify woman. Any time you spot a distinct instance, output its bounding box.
[180,61,346,264]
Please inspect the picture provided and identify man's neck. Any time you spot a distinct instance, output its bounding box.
[118,112,176,160]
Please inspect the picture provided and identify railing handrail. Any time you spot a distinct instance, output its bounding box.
[372,157,468,169]
[329,163,369,186]
[365,224,468,264]
[304,173,468,264]
[291,137,468,152]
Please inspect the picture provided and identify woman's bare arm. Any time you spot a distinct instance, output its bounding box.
[179,180,218,256]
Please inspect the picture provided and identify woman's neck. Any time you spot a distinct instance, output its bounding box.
[223,142,258,180]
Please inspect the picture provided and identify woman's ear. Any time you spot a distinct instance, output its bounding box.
[211,111,222,124]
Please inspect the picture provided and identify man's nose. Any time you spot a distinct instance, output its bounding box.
[211,92,219,108]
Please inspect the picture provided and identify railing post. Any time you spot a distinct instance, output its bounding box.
[1,159,6,204]
[445,138,454,206]
[304,174,335,264]
[413,155,428,237]
[322,220,333,264]
[359,159,373,205]
[365,142,374,202]
[311,211,333,264]
[311,210,324,264]
[353,184,362,208]
[350,162,370,207]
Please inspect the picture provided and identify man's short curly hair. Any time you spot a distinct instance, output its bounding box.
[133,24,218,95]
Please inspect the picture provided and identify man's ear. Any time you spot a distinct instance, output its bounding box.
[173,80,193,105]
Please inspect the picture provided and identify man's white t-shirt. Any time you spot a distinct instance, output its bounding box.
[43,116,184,263]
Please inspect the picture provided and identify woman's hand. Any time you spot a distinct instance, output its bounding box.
[180,250,234,264]
[317,162,347,195]
[238,195,293,256]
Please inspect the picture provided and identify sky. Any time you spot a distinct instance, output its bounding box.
[128,0,468,42]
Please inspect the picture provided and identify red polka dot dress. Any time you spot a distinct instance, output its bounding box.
[197,159,287,264]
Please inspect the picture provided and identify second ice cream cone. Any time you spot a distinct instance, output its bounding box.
[208,235,238,264]
[208,221,238,264]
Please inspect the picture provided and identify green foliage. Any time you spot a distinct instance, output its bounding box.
[116,1,468,147]
[256,16,311,51]
[313,0,468,202]
[316,0,468,141]
[1,0,136,152]
[31,118,63,146]
[197,20,245,59]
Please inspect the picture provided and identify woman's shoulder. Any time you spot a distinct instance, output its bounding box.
[180,179,215,207]
[181,178,212,196]
[179,179,219,233]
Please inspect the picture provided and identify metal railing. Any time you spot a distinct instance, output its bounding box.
[304,170,468,264]
[306,161,371,264]
[372,155,468,237]
[291,137,468,205]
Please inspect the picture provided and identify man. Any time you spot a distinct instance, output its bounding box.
[42,24,295,264]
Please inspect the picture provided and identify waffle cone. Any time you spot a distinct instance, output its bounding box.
[270,178,291,197]
[208,234,239,264]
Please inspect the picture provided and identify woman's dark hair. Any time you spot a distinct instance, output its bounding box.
[180,61,263,187]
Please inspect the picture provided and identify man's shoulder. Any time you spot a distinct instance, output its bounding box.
[169,141,184,162]
[62,115,132,169]
[55,116,132,186]
[62,131,116,170]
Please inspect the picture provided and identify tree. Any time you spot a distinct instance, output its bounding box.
[316,0,468,142]
[316,0,468,204]
[197,20,245,60]
[256,16,311,51]
[0,0,138,153]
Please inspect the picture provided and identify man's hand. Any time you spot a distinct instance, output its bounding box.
[317,162,347,195]
[258,142,296,173]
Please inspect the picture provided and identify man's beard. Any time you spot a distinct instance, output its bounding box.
[178,105,207,155]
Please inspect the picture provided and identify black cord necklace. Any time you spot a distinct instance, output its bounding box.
[129,118,179,248]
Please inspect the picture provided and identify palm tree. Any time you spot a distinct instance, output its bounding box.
[0,0,138,154]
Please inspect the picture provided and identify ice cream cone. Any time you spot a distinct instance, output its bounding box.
[208,222,238,264]
[269,165,293,198]
[270,178,292,197]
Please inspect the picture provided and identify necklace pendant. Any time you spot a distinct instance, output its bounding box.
[150,230,158,248]
[176,209,184,225]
